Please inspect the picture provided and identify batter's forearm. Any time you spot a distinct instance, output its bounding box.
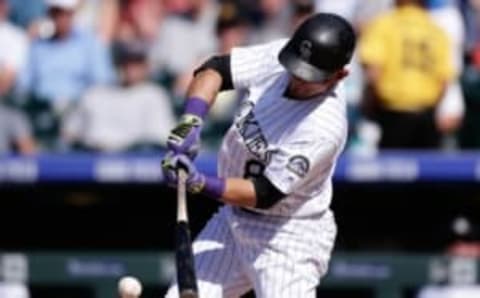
[186,69,223,106]
[202,176,285,209]
[182,65,256,208]
[198,176,257,208]
[168,70,223,156]
[221,178,257,208]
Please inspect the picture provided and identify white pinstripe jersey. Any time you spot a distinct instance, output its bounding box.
[218,39,348,218]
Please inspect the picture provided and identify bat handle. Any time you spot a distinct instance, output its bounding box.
[177,168,188,222]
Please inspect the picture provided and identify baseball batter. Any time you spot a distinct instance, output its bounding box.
[162,13,356,298]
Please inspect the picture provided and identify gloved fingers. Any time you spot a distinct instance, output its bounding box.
[167,114,203,158]
[167,131,201,157]
[161,151,177,169]
[162,153,196,174]
[167,133,184,148]
[175,154,196,174]
[164,170,177,185]
[161,152,180,185]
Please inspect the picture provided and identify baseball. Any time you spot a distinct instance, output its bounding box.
[118,276,142,297]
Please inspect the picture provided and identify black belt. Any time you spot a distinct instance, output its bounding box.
[237,206,328,219]
[239,207,263,215]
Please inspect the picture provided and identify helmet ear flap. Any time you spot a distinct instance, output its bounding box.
[279,13,356,83]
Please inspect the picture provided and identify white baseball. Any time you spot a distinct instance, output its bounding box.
[118,276,143,297]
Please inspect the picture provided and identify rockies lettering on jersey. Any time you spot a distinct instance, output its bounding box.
[236,109,277,165]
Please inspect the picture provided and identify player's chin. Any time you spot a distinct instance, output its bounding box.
[288,80,330,99]
[289,88,322,99]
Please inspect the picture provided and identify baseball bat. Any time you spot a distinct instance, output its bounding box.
[176,168,199,298]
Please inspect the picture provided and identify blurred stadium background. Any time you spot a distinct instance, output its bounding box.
[1,0,480,297]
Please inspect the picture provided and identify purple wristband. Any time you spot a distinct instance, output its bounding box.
[202,176,226,200]
[185,97,209,119]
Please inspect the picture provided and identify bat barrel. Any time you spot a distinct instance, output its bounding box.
[175,222,198,294]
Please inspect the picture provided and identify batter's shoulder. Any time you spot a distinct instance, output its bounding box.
[230,38,287,89]
[291,117,346,153]
[311,101,348,147]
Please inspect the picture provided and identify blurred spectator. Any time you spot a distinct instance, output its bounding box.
[354,0,394,29]
[0,0,28,97]
[149,0,217,94]
[116,0,163,44]
[7,0,46,29]
[359,0,454,149]
[163,0,193,14]
[459,0,480,148]
[0,283,29,298]
[315,0,393,29]
[446,217,480,258]
[215,1,250,55]
[428,0,466,148]
[248,0,290,43]
[315,0,359,21]
[62,41,175,152]
[291,0,315,30]
[0,103,36,154]
[75,0,120,44]
[459,62,480,148]
[18,0,115,106]
[0,0,33,154]
[16,0,115,148]
[417,216,480,298]
[463,0,480,59]
[428,0,465,76]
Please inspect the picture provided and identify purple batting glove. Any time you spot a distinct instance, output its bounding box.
[161,152,180,187]
[167,114,202,158]
[167,98,209,159]
[161,153,226,200]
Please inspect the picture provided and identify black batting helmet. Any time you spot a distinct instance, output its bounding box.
[279,13,356,82]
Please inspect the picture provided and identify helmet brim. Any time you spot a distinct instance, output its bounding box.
[278,45,335,83]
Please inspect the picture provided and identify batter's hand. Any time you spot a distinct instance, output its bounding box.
[167,114,203,159]
[162,153,206,194]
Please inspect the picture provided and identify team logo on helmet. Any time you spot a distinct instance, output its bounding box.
[299,40,313,60]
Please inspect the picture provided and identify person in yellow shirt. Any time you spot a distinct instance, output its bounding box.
[359,0,454,148]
